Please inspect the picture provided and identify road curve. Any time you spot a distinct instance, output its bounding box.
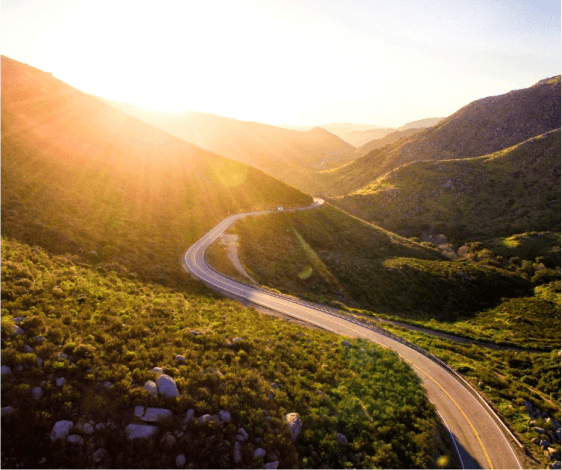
[184,202,524,469]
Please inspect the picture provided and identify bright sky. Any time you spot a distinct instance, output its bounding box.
[2,0,560,127]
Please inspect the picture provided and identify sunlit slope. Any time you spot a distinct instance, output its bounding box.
[315,76,561,197]
[334,129,561,243]
[1,56,311,287]
[106,102,355,189]
[227,204,530,320]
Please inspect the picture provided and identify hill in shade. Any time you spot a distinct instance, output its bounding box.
[334,129,561,243]
[313,76,561,197]
[355,128,425,156]
[105,101,355,191]
[1,55,311,287]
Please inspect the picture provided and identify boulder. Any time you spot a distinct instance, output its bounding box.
[67,434,83,445]
[176,454,186,467]
[150,367,164,374]
[534,427,546,434]
[219,410,231,423]
[341,340,351,348]
[283,413,302,442]
[557,428,561,441]
[156,374,179,398]
[237,427,249,441]
[50,420,74,441]
[33,335,46,343]
[10,325,24,336]
[540,439,551,448]
[532,437,541,445]
[232,337,243,343]
[184,409,195,423]
[134,406,145,418]
[254,448,266,458]
[174,355,186,364]
[523,400,536,418]
[160,431,176,450]
[13,316,25,323]
[1,406,15,417]
[1,366,12,376]
[95,423,106,431]
[199,414,214,424]
[263,462,279,469]
[36,357,43,367]
[125,424,159,440]
[548,448,561,460]
[271,383,279,390]
[233,441,242,464]
[56,377,67,387]
[93,448,108,463]
[336,432,347,444]
[190,330,203,336]
[549,461,561,469]
[32,387,44,400]
[145,380,158,396]
[225,340,233,347]
[141,408,173,423]
[82,423,94,435]
[23,345,34,353]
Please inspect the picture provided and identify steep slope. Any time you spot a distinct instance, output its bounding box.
[338,127,395,146]
[334,129,561,243]
[105,102,355,190]
[315,76,561,196]
[397,117,444,131]
[1,56,311,287]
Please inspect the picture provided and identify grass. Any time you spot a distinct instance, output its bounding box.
[1,237,441,469]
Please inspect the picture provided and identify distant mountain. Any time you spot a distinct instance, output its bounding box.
[355,128,425,156]
[333,129,561,243]
[105,102,355,191]
[313,76,561,197]
[1,56,311,286]
[337,127,395,147]
[397,117,444,131]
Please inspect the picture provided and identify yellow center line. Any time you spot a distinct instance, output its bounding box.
[409,362,494,469]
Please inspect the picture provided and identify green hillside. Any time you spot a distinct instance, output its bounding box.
[1,56,311,288]
[224,204,531,321]
[313,76,561,197]
[334,129,561,243]
[1,238,439,469]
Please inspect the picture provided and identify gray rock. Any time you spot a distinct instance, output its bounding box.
[199,414,214,424]
[156,374,179,398]
[341,340,351,348]
[283,413,302,442]
[176,454,186,467]
[1,406,15,417]
[271,383,279,389]
[1,366,12,376]
[56,377,67,387]
[125,424,159,440]
[225,340,233,347]
[549,461,561,469]
[263,462,279,469]
[144,380,158,396]
[232,337,243,343]
[174,355,186,364]
[13,316,25,323]
[32,387,44,400]
[534,427,546,434]
[233,441,242,464]
[150,367,164,374]
[95,423,106,431]
[548,448,561,460]
[93,448,108,463]
[36,357,43,367]
[141,408,173,423]
[219,410,231,423]
[184,409,195,423]
[541,439,551,448]
[23,345,34,353]
[67,434,83,445]
[237,427,249,441]
[50,420,74,441]
[160,431,176,450]
[134,406,145,418]
[33,336,46,343]
[336,432,347,444]
[82,423,94,435]
[102,381,113,389]
[10,325,24,336]
[254,448,266,458]
[190,331,203,336]
[532,437,541,445]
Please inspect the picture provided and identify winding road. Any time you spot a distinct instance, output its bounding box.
[184,200,525,469]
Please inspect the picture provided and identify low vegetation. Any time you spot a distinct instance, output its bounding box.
[1,238,441,469]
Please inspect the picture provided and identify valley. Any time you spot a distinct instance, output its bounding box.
[1,54,560,470]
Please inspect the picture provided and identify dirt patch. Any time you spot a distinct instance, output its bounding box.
[218,234,257,284]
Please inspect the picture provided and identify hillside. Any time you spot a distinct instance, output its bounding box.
[314,76,561,197]
[1,55,311,288]
[334,129,561,243]
[336,127,395,147]
[105,102,355,190]
[397,117,444,131]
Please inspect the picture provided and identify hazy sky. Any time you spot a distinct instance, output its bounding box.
[2,0,560,127]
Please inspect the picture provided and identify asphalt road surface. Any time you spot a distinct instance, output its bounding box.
[184,201,524,469]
